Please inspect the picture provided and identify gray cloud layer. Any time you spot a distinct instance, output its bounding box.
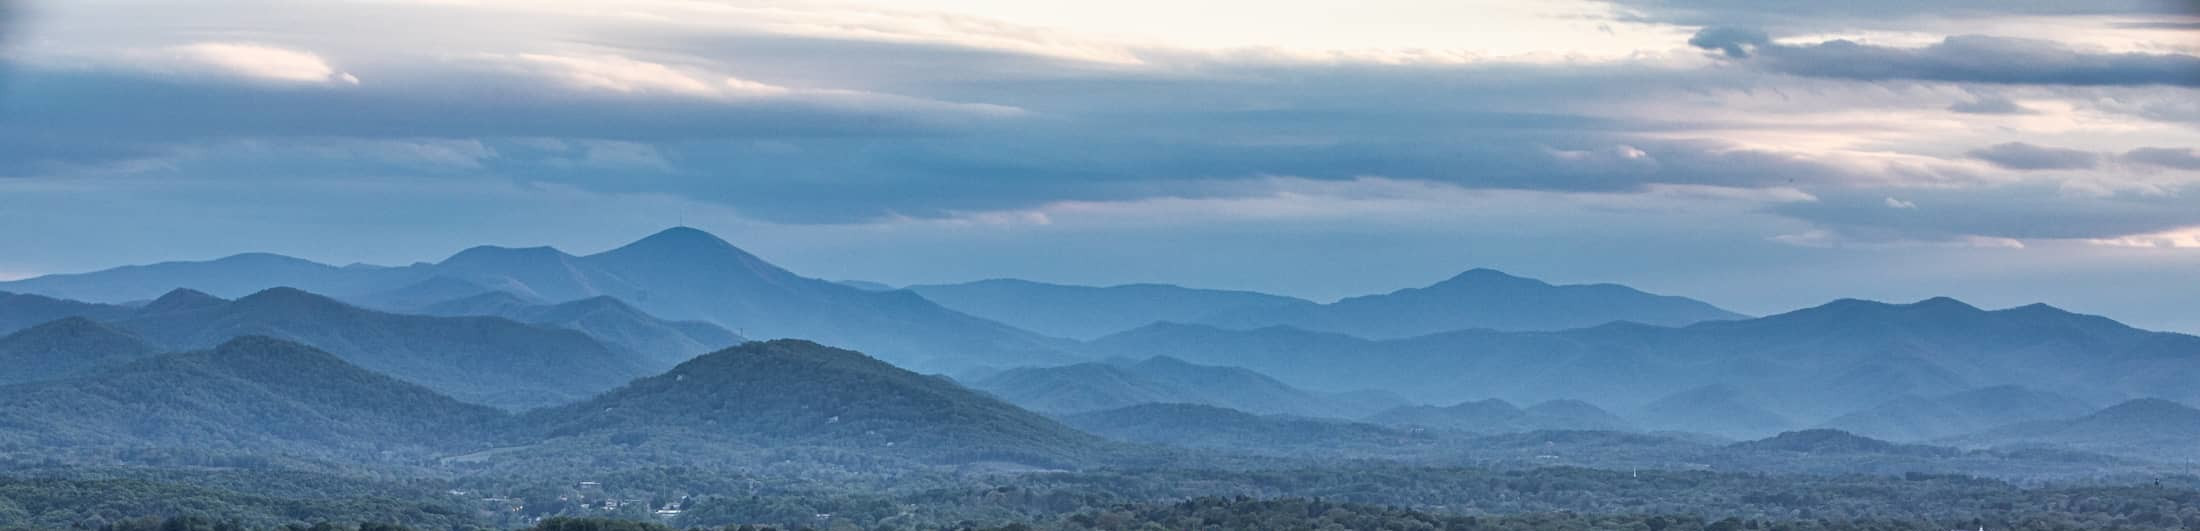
[1967,142,2101,170]
[1689,29,2200,87]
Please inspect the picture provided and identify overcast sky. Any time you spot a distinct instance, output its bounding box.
[2,0,2198,331]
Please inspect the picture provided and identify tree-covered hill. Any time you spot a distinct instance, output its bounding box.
[522,339,1110,467]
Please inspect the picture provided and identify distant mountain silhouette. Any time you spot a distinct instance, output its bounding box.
[1943,399,2200,462]
[110,287,648,409]
[907,279,1315,340]
[1087,297,2200,429]
[1193,268,1745,338]
[0,336,506,456]
[1731,429,1958,458]
[418,292,742,369]
[0,317,159,385]
[1365,398,1634,433]
[972,356,1404,418]
[1822,385,2096,442]
[835,280,895,291]
[1059,403,1432,452]
[522,339,1106,466]
[0,253,412,302]
[1,228,1077,372]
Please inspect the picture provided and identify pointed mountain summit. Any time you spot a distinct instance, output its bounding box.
[1194,268,1745,338]
[0,336,506,455]
[564,227,1075,371]
[0,317,160,385]
[525,340,1105,466]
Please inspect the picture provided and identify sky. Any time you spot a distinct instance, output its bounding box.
[1,0,2198,331]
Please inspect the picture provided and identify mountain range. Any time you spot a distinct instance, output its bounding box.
[969,356,1405,418]
[0,287,649,409]
[0,228,1071,372]
[1085,297,2200,437]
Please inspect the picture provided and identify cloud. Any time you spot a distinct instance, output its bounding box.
[1688,29,2200,87]
[1774,186,2200,243]
[1884,197,1917,209]
[1966,142,2099,170]
[1613,0,2195,26]
[2122,147,2200,170]
[510,54,787,98]
[1947,95,2033,115]
[170,42,358,85]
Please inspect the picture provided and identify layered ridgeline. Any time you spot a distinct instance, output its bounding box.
[0,336,506,457]
[0,228,1073,371]
[0,335,1113,468]
[1089,297,2200,437]
[906,279,1316,340]
[0,287,650,409]
[1194,268,1746,338]
[522,340,1109,467]
[1060,403,1434,453]
[970,356,1405,419]
[415,292,743,368]
[1823,385,2097,442]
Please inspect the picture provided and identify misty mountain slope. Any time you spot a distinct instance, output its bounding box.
[109,287,649,409]
[522,339,1108,466]
[1634,385,1795,439]
[907,279,1316,340]
[1365,398,1634,433]
[0,317,160,385]
[1821,385,2096,442]
[0,336,507,455]
[0,291,135,334]
[1086,297,2200,430]
[972,356,1404,418]
[345,275,542,311]
[0,228,1084,372]
[1941,399,2200,462]
[1194,268,1746,338]
[418,292,743,369]
[1060,403,1434,453]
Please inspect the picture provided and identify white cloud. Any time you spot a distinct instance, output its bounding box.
[512,54,788,98]
[1884,197,1918,209]
[2090,226,2200,248]
[170,42,358,85]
